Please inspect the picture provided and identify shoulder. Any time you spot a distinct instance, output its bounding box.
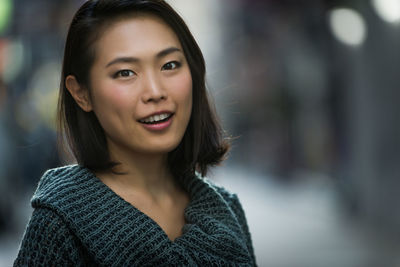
[33,165,84,196]
[35,164,88,190]
[203,177,238,200]
[201,176,249,224]
[31,164,97,209]
[185,173,244,215]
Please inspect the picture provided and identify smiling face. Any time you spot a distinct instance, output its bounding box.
[82,15,193,159]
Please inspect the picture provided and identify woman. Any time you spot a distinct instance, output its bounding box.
[14,0,256,266]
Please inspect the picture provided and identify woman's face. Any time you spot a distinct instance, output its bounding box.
[87,15,192,157]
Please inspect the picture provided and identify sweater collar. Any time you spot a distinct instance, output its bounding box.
[32,165,252,266]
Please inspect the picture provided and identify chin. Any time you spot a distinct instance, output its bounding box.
[139,141,181,155]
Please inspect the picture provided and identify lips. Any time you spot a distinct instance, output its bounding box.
[138,111,174,131]
[138,112,173,124]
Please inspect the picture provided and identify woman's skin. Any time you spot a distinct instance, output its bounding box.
[65,15,192,241]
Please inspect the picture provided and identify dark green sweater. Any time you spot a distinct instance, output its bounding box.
[14,165,256,266]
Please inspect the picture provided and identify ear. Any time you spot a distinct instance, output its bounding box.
[65,75,93,112]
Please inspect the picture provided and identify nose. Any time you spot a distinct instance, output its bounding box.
[141,71,167,103]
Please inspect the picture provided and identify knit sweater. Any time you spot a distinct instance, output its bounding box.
[14,165,256,266]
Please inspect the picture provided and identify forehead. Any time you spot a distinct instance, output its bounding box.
[93,15,182,63]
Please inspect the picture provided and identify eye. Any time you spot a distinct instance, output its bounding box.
[162,61,181,71]
[114,69,135,78]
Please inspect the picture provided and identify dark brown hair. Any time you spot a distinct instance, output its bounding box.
[58,0,229,178]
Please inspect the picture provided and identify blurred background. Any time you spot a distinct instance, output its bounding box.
[0,0,399,266]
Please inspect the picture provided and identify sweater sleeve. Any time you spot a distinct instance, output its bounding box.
[213,184,257,266]
[229,193,257,266]
[14,207,85,267]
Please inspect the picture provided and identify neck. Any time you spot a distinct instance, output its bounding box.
[97,142,176,195]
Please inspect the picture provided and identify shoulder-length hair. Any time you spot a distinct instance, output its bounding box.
[58,0,229,178]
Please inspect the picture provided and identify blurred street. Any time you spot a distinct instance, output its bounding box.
[216,167,400,267]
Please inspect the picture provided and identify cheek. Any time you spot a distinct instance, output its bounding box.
[92,84,134,111]
[185,77,193,112]
[172,72,193,108]
[90,85,136,137]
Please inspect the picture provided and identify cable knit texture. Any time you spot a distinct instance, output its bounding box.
[14,165,256,266]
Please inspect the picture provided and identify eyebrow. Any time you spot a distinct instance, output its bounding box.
[105,47,182,68]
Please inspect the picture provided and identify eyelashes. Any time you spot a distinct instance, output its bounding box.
[162,61,181,71]
[112,61,182,79]
[113,69,135,78]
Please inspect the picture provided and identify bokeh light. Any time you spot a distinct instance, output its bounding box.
[371,0,400,24]
[0,0,12,34]
[329,8,367,47]
[2,40,25,83]
[28,61,60,130]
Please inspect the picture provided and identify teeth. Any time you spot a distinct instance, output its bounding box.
[140,113,170,123]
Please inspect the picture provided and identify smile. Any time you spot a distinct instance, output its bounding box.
[138,113,173,124]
